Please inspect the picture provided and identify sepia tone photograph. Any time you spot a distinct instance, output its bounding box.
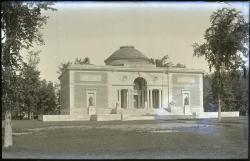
[1,1,249,159]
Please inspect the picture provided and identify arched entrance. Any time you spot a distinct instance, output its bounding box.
[133,77,147,108]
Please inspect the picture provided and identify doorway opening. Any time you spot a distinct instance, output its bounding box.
[152,89,159,109]
[121,89,128,109]
[133,77,147,108]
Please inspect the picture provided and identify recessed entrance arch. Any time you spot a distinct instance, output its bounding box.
[133,77,147,108]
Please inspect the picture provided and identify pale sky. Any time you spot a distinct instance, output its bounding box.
[30,1,249,83]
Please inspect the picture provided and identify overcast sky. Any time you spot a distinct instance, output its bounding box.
[31,2,249,83]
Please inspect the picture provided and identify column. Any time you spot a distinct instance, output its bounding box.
[131,89,134,109]
[159,90,162,109]
[129,89,132,109]
[150,90,152,108]
[117,89,120,104]
[128,89,130,109]
[127,90,129,109]
[119,89,121,108]
[142,91,144,108]
[147,89,150,109]
[151,90,154,109]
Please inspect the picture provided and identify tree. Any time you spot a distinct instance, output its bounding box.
[193,8,249,121]
[10,74,25,119]
[203,74,218,112]
[19,51,41,120]
[223,69,249,114]
[160,55,174,67]
[57,61,72,75]
[37,80,57,115]
[57,57,91,75]
[14,52,58,119]
[203,70,248,114]
[54,82,61,115]
[175,63,186,68]
[150,55,186,68]
[1,1,55,147]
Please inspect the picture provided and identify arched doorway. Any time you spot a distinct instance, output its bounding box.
[133,77,147,108]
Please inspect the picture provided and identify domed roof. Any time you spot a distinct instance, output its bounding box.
[104,46,150,65]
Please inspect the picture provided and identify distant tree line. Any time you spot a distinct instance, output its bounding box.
[9,55,91,120]
[3,53,92,120]
[150,55,186,68]
[10,51,59,119]
[203,68,249,115]
[57,57,91,75]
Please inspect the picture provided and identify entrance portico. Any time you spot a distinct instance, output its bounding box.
[116,77,163,110]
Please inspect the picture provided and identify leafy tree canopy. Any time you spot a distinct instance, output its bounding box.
[193,8,249,73]
[1,1,56,113]
[193,8,249,119]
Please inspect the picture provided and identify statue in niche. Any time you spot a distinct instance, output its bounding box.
[184,94,189,106]
[88,95,94,106]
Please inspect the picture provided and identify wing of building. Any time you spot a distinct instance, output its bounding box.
[46,46,205,121]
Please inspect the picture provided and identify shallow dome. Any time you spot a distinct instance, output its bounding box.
[104,46,151,66]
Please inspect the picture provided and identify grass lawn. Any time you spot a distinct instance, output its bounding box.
[2,117,248,159]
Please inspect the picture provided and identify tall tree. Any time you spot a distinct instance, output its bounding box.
[193,8,249,121]
[19,51,41,120]
[1,2,55,147]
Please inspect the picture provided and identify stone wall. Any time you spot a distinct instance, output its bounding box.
[71,71,108,111]
[60,67,204,116]
[38,115,91,121]
[198,112,239,118]
[170,73,203,114]
[73,85,108,108]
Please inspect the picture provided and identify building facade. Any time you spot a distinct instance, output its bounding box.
[59,46,204,119]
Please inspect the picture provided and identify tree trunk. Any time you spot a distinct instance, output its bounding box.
[218,93,221,121]
[4,110,13,148]
[218,64,224,121]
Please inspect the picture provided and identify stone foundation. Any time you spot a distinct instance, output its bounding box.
[38,115,91,121]
[38,111,239,122]
[197,111,239,118]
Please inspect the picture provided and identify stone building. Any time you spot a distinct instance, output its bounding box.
[56,46,204,121]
